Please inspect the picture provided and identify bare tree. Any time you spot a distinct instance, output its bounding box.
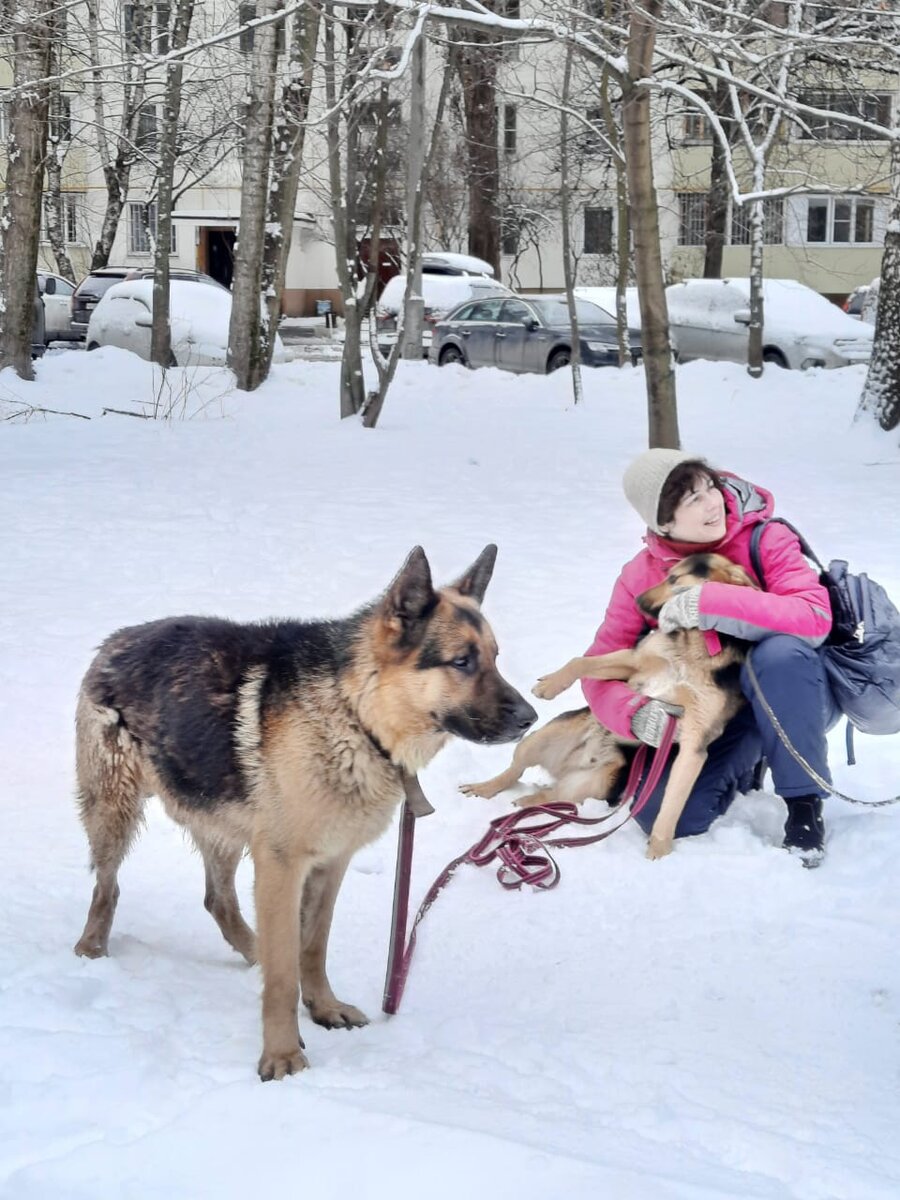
[258,1,323,378]
[151,0,197,367]
[858,136,900,433]
[0,0,53,378]
[227,0,283,390]
[621,0,678,448]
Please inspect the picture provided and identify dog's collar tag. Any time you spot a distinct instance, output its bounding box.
[703,629,722,656]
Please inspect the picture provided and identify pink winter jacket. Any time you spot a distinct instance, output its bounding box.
[582,474,833,740]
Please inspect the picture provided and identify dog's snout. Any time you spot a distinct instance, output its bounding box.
[510,697,538,732]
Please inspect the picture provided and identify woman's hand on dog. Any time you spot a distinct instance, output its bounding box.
[631,698,684,746]
[657,585,703,632]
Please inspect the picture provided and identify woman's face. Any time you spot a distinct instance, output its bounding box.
[663,474,727,543]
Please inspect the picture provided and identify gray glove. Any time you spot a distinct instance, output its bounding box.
[657,585,702,632]
[631,699,683,747]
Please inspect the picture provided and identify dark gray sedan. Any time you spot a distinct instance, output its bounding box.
[428,294,641,374]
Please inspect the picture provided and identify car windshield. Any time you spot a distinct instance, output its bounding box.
[79,275,126,299]
[528,298,615,327]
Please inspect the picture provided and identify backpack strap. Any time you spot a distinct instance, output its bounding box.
[749,517,824,590]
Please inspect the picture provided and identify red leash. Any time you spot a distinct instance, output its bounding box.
[382,716,678,1015]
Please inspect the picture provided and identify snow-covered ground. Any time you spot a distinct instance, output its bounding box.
[2,348,899,1199]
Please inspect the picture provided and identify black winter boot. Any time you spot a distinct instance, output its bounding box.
[782,795,825,866]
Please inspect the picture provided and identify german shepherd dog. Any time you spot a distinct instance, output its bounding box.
[461,554,758,860]
[73,545,536,1081]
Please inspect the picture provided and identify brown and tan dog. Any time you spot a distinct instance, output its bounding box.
[461,553,758,860]
[73,545,536,1080]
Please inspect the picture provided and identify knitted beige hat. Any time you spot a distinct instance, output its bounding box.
[622,448,697,532]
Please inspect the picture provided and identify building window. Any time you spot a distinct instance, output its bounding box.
[683,107,711,143]
[584,105,606,154]
[503,105,517,154]
[583,207,613,254]
[501,213,520,256]
[806,196,875,244]
[730,197,784,245]
[797,91,891,140]
[48,95,72,143]
[128,201,177,254]
[156,1,171,53]
[123,3,150,52]
[136,106,157,151]
[677,193,707,246]
[239,3,286,53]
[41,195,79,243]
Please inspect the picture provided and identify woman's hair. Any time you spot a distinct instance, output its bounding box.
[656,459,724,530]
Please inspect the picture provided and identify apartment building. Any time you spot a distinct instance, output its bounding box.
[6,1,894,311]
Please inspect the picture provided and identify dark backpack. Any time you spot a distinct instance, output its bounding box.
[749,518,900,737]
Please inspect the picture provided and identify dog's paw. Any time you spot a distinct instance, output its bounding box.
[258,1044,310,1082]
[646,835,674,861]
[459,781,486,797]
[305,998,369,1030]
[532,672,567,700]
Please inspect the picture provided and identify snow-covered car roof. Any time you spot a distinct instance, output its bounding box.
[421,251,496,276]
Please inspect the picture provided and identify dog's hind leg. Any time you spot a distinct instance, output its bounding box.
[459,724,550,799]
[73,697,147,958]
[515,757,626,808]
[299,853,369,1030]
[192,831,256,965]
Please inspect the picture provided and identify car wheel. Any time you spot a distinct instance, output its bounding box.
[439,345,466,367]
[86,342,99,352]
[762,349,788,369]
[547,348,571,373]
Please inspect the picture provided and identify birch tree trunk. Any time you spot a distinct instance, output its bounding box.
[0,0,52,379]
[45,71,77,284]
[227,0,281,390]
[858,134,900,433]
[259,1,321,377]
[151,0,195,368]
[86,0,144,270]
[622,0,679,448]
[559,41,583,403]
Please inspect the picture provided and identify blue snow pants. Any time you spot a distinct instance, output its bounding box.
[630,635,842,839]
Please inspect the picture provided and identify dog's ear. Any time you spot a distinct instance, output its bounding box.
[383,547,437,642]
[449,544,498,605]
[636,590,663,619]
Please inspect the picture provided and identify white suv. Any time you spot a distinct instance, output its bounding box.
[375,254,511,356]
[666,277,873,369]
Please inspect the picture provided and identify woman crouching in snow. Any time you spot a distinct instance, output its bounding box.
[583,448,839,863]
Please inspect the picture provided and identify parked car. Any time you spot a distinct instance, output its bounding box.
[86,278,287,367]
[666,277,874,369]
[71,267,226,340]
[843,277,879,325]
[376,271,512,356]
[37,271,79,343]
[429,294,642,374]
[574,285,643,330]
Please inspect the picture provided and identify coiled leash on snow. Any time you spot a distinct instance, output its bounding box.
[745,657,900,808]
[383,716,678,1016]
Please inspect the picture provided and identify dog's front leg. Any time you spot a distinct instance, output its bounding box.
[533,650,638,700]
[253,837,311,1081]
[646,738,708,861]
[300,853,369,1030]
